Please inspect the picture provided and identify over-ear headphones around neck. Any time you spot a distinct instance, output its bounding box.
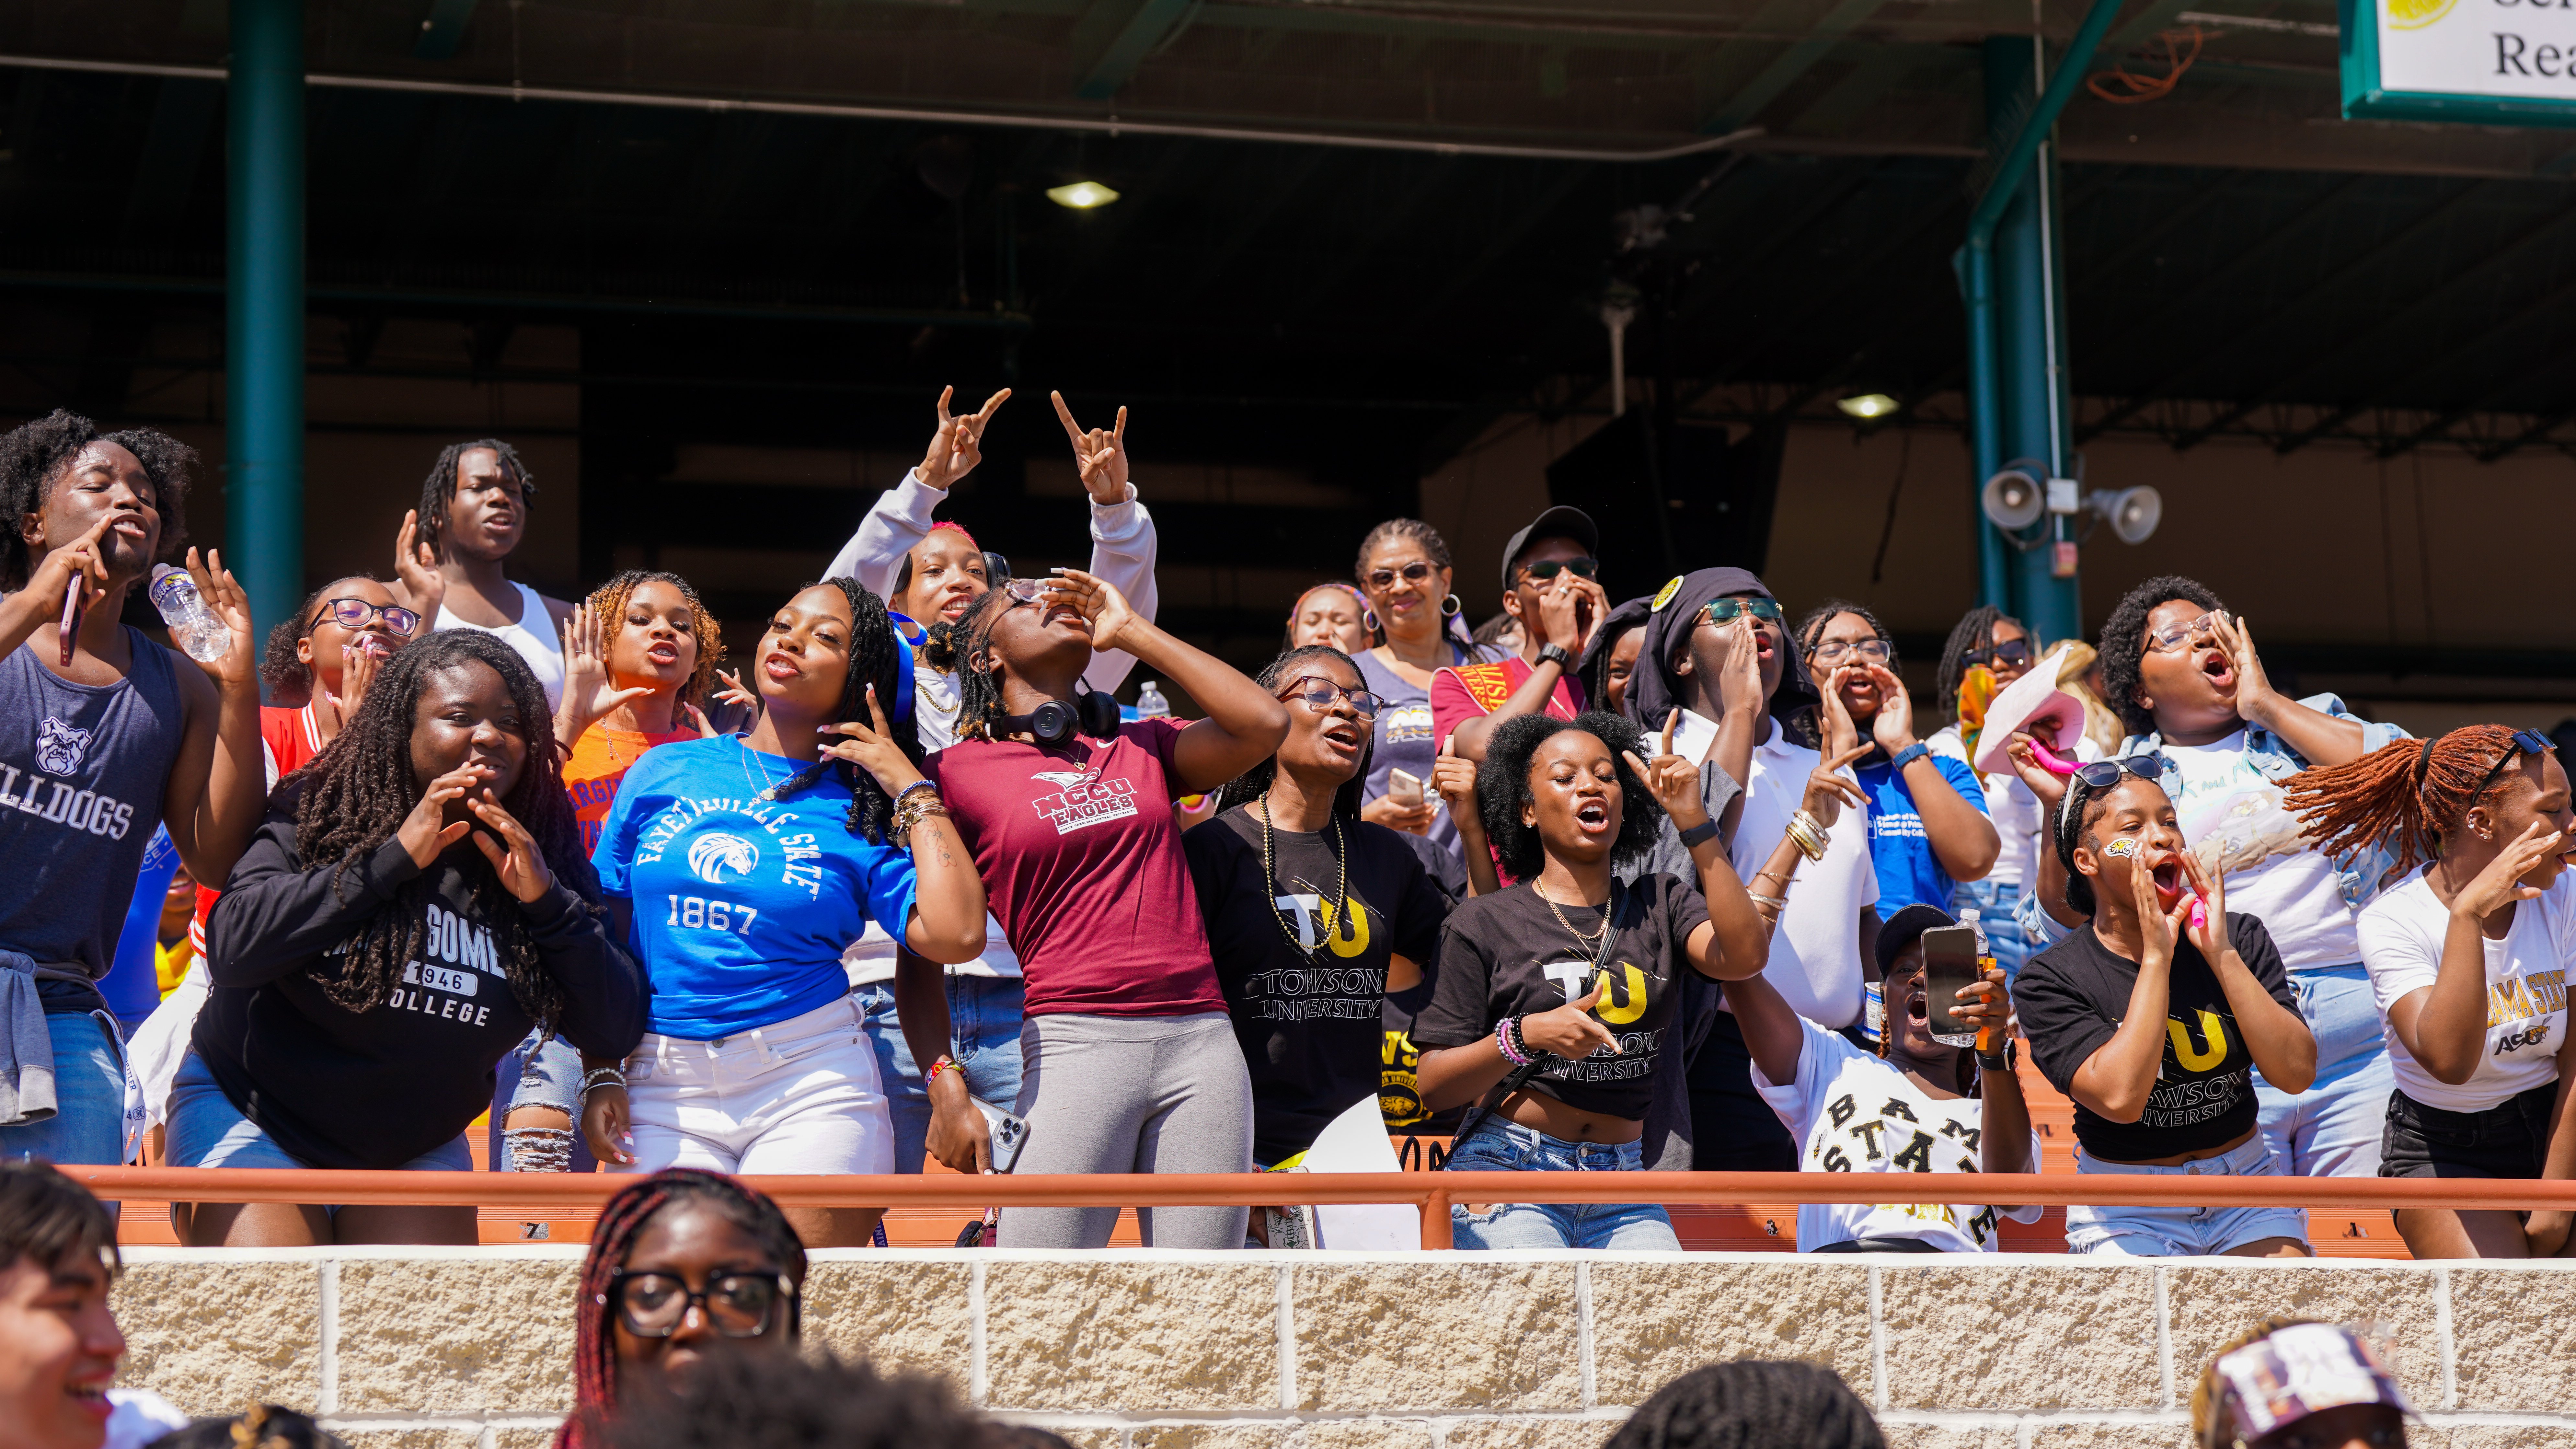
[991,685,1122,746]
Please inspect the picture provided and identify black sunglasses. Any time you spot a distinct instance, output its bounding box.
[1366,561,1435,590]
[2071,755,2168,791]
[1520,557,1598,583]
[1963,639,2033,669]
[604,1270,794,1339]
[2472,728,2557,801]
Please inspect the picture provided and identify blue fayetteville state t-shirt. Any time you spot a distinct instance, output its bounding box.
[592,735,918,1040]
[1853,752,1989,915]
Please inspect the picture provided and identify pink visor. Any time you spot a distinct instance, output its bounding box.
[1972,645,2087,777]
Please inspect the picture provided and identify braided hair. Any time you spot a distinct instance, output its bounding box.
[586,570,725,712]
[1211,646,1370,819]
[413,438,538,559]
[924,586,1014,742]
[1604,1360,1886,1449]
[765,578,919,845]
[0,410,196,590]
[1791,598,1899,749]
[1935,604,2025,711]
[2285,724,2534,874]
[288,631,596,1025]
[1477,711,1663,880]
[558,1169,809,1449]
[259,576,384,707]
[2098,574,2225,740]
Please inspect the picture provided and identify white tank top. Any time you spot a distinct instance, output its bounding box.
[433,580,566,710]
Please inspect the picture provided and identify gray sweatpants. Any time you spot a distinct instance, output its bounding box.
[1000,1011,1255,1250]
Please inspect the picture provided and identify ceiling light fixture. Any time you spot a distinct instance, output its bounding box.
[1046,180,1121,210]
[1836,393,1899,420]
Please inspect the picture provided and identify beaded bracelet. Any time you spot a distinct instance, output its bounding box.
[1495,1016,1533,1066]
[578,1067,627,1099]
[926,1054,959,1086]
[893,779,940,808]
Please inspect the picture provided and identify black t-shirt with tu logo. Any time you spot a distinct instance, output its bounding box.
[1410,874,1710,1122]
[2016,910,2296,1163]
[1185,806,1450,1165]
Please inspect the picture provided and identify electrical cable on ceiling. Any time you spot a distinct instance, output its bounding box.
[2086,26,2206,104]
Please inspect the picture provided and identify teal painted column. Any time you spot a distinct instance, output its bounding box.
[227,0,305,651]
[1979,34,2082,647]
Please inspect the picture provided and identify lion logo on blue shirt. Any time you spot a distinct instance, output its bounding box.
[686,832,760,886]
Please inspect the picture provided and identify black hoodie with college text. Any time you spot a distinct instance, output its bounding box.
[197,797,648,1170]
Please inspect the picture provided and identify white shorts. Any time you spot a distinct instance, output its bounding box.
[619,992,894,1177]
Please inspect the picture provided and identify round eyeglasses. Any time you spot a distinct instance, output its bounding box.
[309,598,421,638]
[604,1270,794,1339]
[1277,676,1384,718]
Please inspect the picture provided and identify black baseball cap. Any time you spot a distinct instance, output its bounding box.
[1874,903,1959,974]
[1499,505,1599,593]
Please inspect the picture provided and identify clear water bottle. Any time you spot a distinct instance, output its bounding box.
[146,565,229,663]
[1861,977,1884,1046]
[1135,681,1171,719]
[1960,908,1995,974]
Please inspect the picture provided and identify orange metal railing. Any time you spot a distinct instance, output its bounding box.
[68,1166,2576,1251]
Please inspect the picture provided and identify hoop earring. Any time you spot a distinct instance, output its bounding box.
[1442,594,1462,618]
[1363,608,1381,634]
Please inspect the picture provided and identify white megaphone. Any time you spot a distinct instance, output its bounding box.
[1980,466,2045,532]
[2088,485,2163,545]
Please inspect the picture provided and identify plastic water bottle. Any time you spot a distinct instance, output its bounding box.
[147,565,229,663]
[1135,681,1171,719]
[1960,908,1995,974]
[1861,977,1884,1046]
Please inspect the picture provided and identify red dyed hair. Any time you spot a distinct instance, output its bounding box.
[2284,724,2544,873]
[555,1169,808,1449]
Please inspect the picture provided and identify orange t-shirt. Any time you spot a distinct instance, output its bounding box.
[567,725,699,853]
[191,704,329,957]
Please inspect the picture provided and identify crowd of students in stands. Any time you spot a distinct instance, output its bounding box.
[1,386,2572,1268]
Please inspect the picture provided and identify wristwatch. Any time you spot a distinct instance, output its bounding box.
[1536,643,1574,671]
[1976,1037,2018,1073]
[1888,742,1930,772]
[1677,818,1720,849]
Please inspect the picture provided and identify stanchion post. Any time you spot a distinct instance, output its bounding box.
[1419,1187,1452,1250]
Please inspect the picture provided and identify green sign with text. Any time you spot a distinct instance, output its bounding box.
[2342,0,2576,124]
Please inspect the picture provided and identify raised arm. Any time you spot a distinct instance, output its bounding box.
[823,386,1011,595]
[1625,715,1765,982]
[1046,568,1287,795]
[1718,966,1806,1093]
[2067,863,2182,1123]
[1053,391,1160,695]
[822,682,990,964]
[1431,743,1501,898]
[1864,663,1998,882]
[2213,613,2366,768]
[1441,572,1607,761]
[2183,856,2317,1093]
[2386,823,2560,1085]
[159,548,266,888]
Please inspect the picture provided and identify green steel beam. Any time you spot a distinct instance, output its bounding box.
[1075,0,1196,100]
[228,0,305,651]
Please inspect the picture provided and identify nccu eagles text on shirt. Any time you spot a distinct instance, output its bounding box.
[4,720,144,839]
[376,903,511,1026]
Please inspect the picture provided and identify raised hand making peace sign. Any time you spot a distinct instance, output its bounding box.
[1051,391,1132,504]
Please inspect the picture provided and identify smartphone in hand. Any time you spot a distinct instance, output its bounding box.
[1919,925,1983,1049]
[1387,768,1425,809]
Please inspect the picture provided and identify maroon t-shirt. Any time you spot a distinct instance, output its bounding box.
[925,718,1225,1019]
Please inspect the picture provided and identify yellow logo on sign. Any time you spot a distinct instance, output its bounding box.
[2386,0,2457,30]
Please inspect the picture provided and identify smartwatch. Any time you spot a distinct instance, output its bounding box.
[1677,818,1721,850]
[1536,643,1574,671]
[1888,742,1930,772]
[1976,1038,2018,1073]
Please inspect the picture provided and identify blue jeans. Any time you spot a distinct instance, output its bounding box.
[2066,1132,2309,1256]
[1949,877,2032,985]
[856,976,1026,1174]
[2255,965,2392,1180]
[1445,1121,1681,1251]
[166,1051,469,1199]
[492,1033,598,1173]
[0,1012,127,1167]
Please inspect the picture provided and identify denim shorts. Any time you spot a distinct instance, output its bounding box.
[2064,1132,2308,1257]
[2380,1083,2551,1182]
[165,1049,469,1199]
[1447,1120,1681,1251]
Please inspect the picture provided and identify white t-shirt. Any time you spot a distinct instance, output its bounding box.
[2159,730,2359,969]
[2358,869,2576,1112]
[1751,1015,2042,1251]
[1723,724,1877,1029]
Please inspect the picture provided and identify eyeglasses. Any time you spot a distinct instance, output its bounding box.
[1699,597,1783,626]
[604,1270,794,1339]
[1519,557,1598,583]
[998,577,1052,607]
[309,598,421,638]
[1278,675,1384,719]
[1962,638,2032,670]
[2144,611,2221,654]
[1365,562,1434,590]
[2071,755,2169,791]
[2471,728,2557,801]
[1809,638,1892,665]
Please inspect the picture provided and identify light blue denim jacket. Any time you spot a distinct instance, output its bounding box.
[2013,692,2412,957]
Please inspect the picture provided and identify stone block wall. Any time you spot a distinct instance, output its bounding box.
[112,1248,2576,1447]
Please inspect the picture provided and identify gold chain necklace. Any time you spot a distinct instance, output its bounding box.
[1536,883,1612,953]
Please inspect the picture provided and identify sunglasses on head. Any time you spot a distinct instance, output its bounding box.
[2071,755,2168,791]
[1699,597,1783,626]
[1366,561,1435,590]
[309,598,421,638]
[2472,728,2558,800]
[1277,675,1384,719]
[1519,557,1598,583]
[1962,638,2032,669]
